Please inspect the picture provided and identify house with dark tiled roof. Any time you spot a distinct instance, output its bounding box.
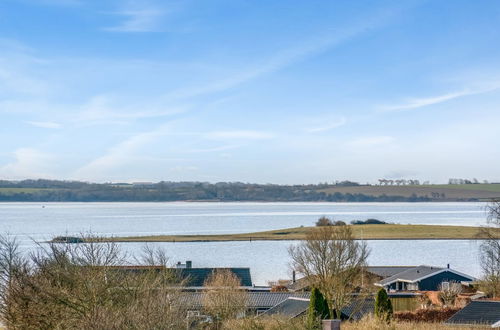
[445,300,500,327]
[171,261,252,287]
[108,261,253,289]
[180,292,311,315]
[375,265,475,292]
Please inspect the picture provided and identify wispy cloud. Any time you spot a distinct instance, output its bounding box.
[348,136,394,147]
[164,10,396,101]
[185,145,240,153]
[73,124,171,179]
[75,95,186,124]
[205,130,274,140]
[104,3,165,32]
[380,85,500,111]
[26,121,61,129]
[305,117,347,133]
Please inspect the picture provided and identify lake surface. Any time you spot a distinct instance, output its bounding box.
[0,202,488,285]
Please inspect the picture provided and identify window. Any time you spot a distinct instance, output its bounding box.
[407,283,419,291]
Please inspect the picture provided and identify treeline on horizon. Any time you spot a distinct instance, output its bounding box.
[0,179,441,202]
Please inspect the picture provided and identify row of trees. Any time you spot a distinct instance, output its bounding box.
[0,179,437,202]
[378,179,423,186]
[448,178,487,184]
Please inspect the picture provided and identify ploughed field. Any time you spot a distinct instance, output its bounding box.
[91,224,489,243]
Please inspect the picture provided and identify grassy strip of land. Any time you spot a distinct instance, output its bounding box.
[94,224,488,243]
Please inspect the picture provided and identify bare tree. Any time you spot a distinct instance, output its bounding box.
[289,226,369,318]
[479,199,500,297]
[202,269,249,327]
[438,281,462,307]
[0,234,187,329]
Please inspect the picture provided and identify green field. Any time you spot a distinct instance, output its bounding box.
[96,224,489,243]
[0,188,55,195]
[319,183,500,200]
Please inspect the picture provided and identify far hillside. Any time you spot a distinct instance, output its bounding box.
[0,179,499,202]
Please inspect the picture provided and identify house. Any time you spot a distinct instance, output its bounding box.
[108,261,253,289]
[288,266,420,291]
[171,261,253,288]
[375,265,475,292]
[445,300,500,327]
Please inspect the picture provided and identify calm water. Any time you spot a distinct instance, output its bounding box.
[0,202,488,285]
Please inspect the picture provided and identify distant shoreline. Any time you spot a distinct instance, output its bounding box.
[2,181,499,202]
[68,224,489,243]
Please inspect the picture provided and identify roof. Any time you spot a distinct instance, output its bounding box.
[366,266,415,278]
[376,265,474,287]
[446,300,500,326]
[108,265,252,287]
[261,298,310,318]
[174,268,252,287]
[261,297,374,321]
[180,292,311,309]
[341,298,375,321]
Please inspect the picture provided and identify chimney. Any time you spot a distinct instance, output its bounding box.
[447,264,450,269]
[186,260,192,269]
[292,271,296,283]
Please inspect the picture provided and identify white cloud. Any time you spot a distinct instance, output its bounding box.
[205,130,274,140]
[0,148,55,179]
[104,4,165,33]
[26,121,61,129]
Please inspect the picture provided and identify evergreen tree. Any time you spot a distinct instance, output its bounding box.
[308,288,331,328]
[375,288,393,322]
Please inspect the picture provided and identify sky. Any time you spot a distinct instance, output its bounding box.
[0,0,500,184]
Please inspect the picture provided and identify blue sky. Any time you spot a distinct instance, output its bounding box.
[1,0,500,184]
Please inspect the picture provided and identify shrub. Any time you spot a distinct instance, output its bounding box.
[351,219,387,225]
[315,217,333,226]
[393,308,459,323]
[333,220,346,226]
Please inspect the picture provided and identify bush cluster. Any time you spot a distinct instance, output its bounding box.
[315,217,346,226]
[351,219,387,225]
[393,308,459,323]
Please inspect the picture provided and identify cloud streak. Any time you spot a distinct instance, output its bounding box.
[73,124,171,179]
[164,10,395,101]
[104,4,165,32]
[305,117,347,133]
[380,85,500,111]
[205,130,274,140]
[26,121,61,129]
